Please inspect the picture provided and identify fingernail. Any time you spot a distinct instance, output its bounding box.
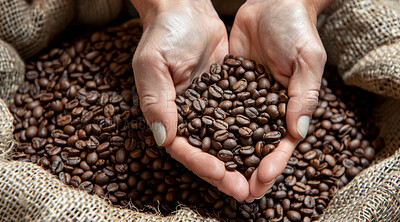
[255,196,264,200]
[264,179,276,186]
[297,115,310,139]
[152,122,166,146]
[256,179,276,199]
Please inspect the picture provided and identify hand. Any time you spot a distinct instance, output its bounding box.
[230,0,328,201]
[131,0,249,200]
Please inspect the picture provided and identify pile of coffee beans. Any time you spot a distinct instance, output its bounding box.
[10,19,379,221]
[177,56,288,177]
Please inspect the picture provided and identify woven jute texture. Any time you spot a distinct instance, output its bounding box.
[0,0,74,59]
[375,98,400,160]
[74,0,123,26]
[318,0,400,99]
[0,159,215,222]
[0,98,16,160]
[0,39,25,105]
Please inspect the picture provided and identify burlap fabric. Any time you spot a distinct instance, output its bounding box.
[0,39,25,105]
[74,0,123,26]
[375,98,400,160]
[0,0,125,59]
[0,98,16,160]
[0,160,214,221]
[0,0,74,59]
[318,0,400,99]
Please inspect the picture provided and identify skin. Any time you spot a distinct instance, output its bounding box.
[131,0,332,201]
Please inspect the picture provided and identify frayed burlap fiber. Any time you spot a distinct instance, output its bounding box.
[318,0,400,99]
[0,159,215,222]
[0,0,74,59]
[0,39,25,105]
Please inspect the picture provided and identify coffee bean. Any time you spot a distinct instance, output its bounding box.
[104,104,115,117]
[236,114,251,126]
[266,105,279,119]
[116,149,127,163]
[213,119,228,130]
[51,160,64,174]
[217,150,234,162]
[188,135,202,148]
[223,139,237,150]
[239,146,255,156]
[245,107,259,119]
[263,131,281,141]
[238,127,253,139]
[213,130,229,142]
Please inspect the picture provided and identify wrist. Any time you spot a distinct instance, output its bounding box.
[131,0,216,28]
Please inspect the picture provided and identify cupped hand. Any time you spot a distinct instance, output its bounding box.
[229,0,328,201]
[131,0,249,200]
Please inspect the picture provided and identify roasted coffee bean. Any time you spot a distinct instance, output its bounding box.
[213,119,228,130]
[188,135,202,148]
[236,114,251,126]
[264,131,281,141]
[213,130,229,142]
[239,146,255,156]
[217,150,234,162]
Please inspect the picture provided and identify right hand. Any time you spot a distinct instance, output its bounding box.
[131,0,250,200]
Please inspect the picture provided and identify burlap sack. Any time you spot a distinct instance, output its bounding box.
[0,0,74,59]
[375,98,400,160]
[74,0,123,26]
[318,0,400,99]
[0,98,16,160]
[0,96,215,221]
[0,160,215,221]
[0,39,25,105]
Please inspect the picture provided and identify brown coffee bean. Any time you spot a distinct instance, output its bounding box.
[188,135,202,148]
[213,130,229,142]
[263,131,281,141]
[217,150,234,162]
[116,149,127,163]
[86,152,98,165]
[266,105,279,119]
[239,146,255,156]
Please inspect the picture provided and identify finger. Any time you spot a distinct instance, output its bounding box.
[253,134,298,189]
[132,48,177,147]
[166,136,225,181]
[248,167,276,199]
[286,44,326,140]
[200,171,249,201]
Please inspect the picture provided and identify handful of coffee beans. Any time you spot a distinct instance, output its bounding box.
[176,55,288,177]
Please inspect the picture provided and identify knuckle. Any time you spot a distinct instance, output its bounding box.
[140,94,159,113]
[304,90,319,112]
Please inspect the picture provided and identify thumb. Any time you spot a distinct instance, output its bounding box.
[286,56,324,140]
[132,54,177,147]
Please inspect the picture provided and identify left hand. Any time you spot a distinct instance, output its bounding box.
[229,0,328,201]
